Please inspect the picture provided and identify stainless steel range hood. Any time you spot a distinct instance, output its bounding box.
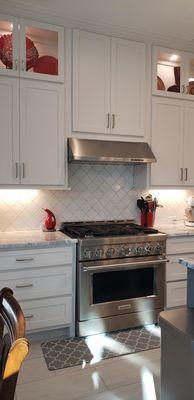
[68,138,156,164]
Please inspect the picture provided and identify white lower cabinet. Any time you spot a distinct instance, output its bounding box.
[0,246,75,333]
[165,236,194,309]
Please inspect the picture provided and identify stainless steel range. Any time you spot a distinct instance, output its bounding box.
[60,220,167,337]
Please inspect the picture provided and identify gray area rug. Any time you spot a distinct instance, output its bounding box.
[41,325,160,371]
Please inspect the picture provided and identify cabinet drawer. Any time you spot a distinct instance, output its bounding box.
[20,296,72,332]
[166,254,188,282]
[0,247,73,271]
[0,267,72,300]
[166,281,187,308]
[167,237,194,255]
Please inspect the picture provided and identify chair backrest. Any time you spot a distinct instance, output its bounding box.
[0,288,29,400]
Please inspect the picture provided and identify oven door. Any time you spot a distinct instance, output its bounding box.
[77,256,167,321]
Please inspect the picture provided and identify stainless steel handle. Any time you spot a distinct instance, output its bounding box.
[118,304,131,310]
[22,60,25,71]
[83,258,169,272]
[14,59,18,70]
[181,84,185,93]
[180,168,183,181]
[107,113,110,129]
[21,163,25,179]
[185,168,188,181]
[24,314,34,319]
[15,162,19,179]
[112,114,115,129]
[16,258,34,262]
[15,283,34,289]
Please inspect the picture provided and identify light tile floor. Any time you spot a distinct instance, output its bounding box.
[16,342,161,400]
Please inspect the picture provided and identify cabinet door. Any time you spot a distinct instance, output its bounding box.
[151,97,184,186]
[152,46,184,99]
[20,79,64,186]
[73,30,110,134]
[183,101,194,185]
[0,14,19,77]
[184,52,194,99]
[0,76,19,184]
[19,19,64,82]
[111,38,146,137]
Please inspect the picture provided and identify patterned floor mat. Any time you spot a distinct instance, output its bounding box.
[41,325,160,371]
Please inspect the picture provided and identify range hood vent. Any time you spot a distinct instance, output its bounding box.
[68,138,156,164]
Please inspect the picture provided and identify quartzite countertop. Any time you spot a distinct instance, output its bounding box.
[0,230,77,250]
[156,224,194,237]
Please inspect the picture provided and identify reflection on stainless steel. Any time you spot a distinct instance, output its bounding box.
[68,138,156,164]
[60,220,166,337]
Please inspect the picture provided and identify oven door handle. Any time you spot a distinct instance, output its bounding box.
[82,258,169,272]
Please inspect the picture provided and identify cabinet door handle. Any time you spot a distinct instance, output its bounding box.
[15,283,34,289]
[24,314,34,319]
[180,168,183,181]
[112,114,115,129]
[15,162,19,179]
[14,59,18,70]
[21,60,25,71]
[181,84,185,93]
[16,258,34,262]
[21,163,25,179]
[185,168,188,181]
[107,113,110,129]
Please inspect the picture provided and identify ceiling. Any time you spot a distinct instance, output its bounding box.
[5,0,194,41]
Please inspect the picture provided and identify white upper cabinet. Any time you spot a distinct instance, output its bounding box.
[0,15,64,82]
[183,101,194,185]
[151,97,184,186]
[151,96,194,187]
[0,76,19,184]
[20,80,64,186]
[19,19,64,82]
[111,38,146,137]
[153,46,194,100]
[0,15,19,77]
[73,30,110,134]
[73,30,146,139]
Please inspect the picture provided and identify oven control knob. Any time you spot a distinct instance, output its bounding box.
[155,243,162,253]
[145,244,153,254]
[106,248,115,258]
[95,249,101,258]
[83,249,93,259]
[135,246,143,255]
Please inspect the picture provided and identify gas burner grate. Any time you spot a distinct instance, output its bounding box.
[60,221,158,239]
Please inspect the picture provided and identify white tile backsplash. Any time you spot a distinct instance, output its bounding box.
[0,164,193,232]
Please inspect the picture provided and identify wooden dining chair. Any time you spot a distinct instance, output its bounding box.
[0,287,29,400]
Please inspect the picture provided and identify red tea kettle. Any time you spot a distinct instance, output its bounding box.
[43,208,56,231]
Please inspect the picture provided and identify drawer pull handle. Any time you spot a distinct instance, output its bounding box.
[16,258,34,262]
[15,284,34,289]
[24,314,34,319]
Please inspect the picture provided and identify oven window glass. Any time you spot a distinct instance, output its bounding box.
[93,267,155,304]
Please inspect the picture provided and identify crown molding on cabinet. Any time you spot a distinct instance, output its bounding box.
[1,0,194,52]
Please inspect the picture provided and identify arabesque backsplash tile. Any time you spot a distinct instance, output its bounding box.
[0,164,193,232]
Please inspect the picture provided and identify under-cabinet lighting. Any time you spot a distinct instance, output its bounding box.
[170,54,179,62]
[150,189,186,202]
[0,190,38,204]
[10,23,13,29]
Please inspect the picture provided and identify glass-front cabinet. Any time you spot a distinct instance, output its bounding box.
[153,46,194,100]
[0,15,19,76]
[19,19,64,82]
[0,15,64,81]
